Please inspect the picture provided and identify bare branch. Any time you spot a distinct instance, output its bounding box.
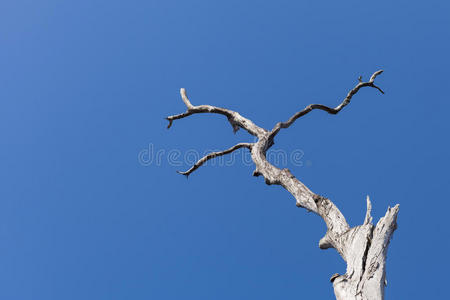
[269,70,384,140]
[166,89,267,137]
[177,143,253,177]
[165,111,194,129]
[180,88,194,109]
[369,70,384,82]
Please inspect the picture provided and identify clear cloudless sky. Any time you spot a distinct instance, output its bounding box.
[1,0,449,299]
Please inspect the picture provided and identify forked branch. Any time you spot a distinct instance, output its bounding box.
[269,70,384,139]
[166,88,267,137]
[166,70,399,300]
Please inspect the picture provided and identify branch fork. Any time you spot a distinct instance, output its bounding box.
[165,70,399,300]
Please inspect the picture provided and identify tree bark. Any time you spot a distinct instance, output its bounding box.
[166,71,399,300]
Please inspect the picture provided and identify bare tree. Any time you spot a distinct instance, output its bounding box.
[166,70,399,300]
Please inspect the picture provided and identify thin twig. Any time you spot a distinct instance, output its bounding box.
[177,143,253,177]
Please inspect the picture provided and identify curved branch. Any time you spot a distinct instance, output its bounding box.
[269,70,384,140]
[250,139,350,253]
[180,88,194,109]
[166,89,267,137]
[177,143,253,177]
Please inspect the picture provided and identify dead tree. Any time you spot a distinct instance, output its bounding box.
[166,70,399,300]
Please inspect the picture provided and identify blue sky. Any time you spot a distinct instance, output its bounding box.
[1,0,449,299]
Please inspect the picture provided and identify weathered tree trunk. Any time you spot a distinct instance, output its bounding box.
[166,70,399,300]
